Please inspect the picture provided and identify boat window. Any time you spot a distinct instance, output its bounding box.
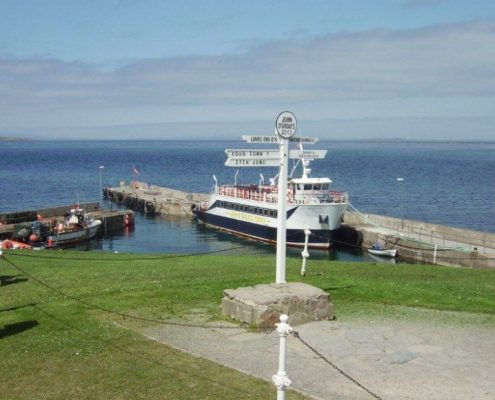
[249,207,254,213]
[314,184,321,191]
[269,210,275,217]
[304,184,312,190]
[322,183,329,190]
[263,209,268,216]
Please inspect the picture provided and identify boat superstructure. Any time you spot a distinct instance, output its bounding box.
[193,153,348,249]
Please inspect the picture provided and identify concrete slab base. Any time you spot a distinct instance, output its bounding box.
[221,282,333,327]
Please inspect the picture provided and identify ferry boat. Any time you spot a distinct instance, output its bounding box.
[193,155,348,249]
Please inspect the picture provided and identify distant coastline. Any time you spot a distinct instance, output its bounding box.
[0,136,31,142]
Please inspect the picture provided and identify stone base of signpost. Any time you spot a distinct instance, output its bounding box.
[221,282,333,328]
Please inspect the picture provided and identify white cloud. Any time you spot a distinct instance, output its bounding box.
[1,19,494,138]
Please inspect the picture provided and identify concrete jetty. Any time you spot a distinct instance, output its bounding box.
[105,181,209,216]
[341,211,495,269]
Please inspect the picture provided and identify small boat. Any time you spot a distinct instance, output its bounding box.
[46,206,102,247]
[367,252,397,264]
[367,242,397,258]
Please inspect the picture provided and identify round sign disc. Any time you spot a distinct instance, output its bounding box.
[276,111,297,139]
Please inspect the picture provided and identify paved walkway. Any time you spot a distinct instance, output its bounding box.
[142,309,495,400]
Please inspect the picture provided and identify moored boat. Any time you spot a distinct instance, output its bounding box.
[367,242,398,258]
[46,206,102,247]
[367,248,397,257]
[193,151,348,249]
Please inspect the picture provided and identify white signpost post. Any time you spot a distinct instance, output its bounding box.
[224,112,326,285]
[274,111,297,284]
[225,112,324,400]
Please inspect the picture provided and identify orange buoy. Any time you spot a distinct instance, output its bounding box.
[124,213,134,226]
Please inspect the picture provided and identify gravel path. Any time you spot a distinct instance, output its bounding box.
[142,308,495,400]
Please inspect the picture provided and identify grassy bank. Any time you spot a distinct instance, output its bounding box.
[1,251,494,399]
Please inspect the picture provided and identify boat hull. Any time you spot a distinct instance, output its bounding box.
[195,209,334,249]
[47,221,102,246]
[367,248,397,258]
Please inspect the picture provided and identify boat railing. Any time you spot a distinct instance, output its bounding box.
[216,185,348,205]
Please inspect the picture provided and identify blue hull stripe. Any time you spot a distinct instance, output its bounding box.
[195,210,332,247]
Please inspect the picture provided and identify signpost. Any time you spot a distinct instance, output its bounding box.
[225,149,326,160]
[274,112,297,283]
[225,149,280,158]
[225,111,325,285]
[225,158,280,167]
[242,135,318,144]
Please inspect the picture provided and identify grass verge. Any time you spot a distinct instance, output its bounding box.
[1,251,494,399]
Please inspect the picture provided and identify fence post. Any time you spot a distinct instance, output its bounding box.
[300,228,311,276]
[273,314,292,400]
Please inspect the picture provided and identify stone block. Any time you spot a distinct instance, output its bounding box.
[221,282,333,327]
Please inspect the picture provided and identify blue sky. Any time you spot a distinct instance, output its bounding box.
[1,0,494,139]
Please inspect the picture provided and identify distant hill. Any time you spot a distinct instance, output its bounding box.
[0,136,30,142]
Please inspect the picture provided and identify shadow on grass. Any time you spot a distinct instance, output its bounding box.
[0,302,39,313]
[0,275,28,286]
[0,320,39,339]
[322,285,356,291]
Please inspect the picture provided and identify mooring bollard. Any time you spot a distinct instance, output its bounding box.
[272,314,292,400]
[300,228,311,276]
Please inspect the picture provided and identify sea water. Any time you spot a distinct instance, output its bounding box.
[1,140,493,258]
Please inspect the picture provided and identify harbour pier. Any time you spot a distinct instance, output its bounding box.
[105,181,209,216]
[104,181,495,269]
[340,211,495,269]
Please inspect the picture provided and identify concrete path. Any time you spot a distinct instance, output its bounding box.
[142,309,495,400]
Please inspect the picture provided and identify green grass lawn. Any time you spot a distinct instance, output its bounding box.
[1,250,494,399]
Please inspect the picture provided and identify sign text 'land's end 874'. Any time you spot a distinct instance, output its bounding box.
[225,158,280,167]
[241,135,318,144]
